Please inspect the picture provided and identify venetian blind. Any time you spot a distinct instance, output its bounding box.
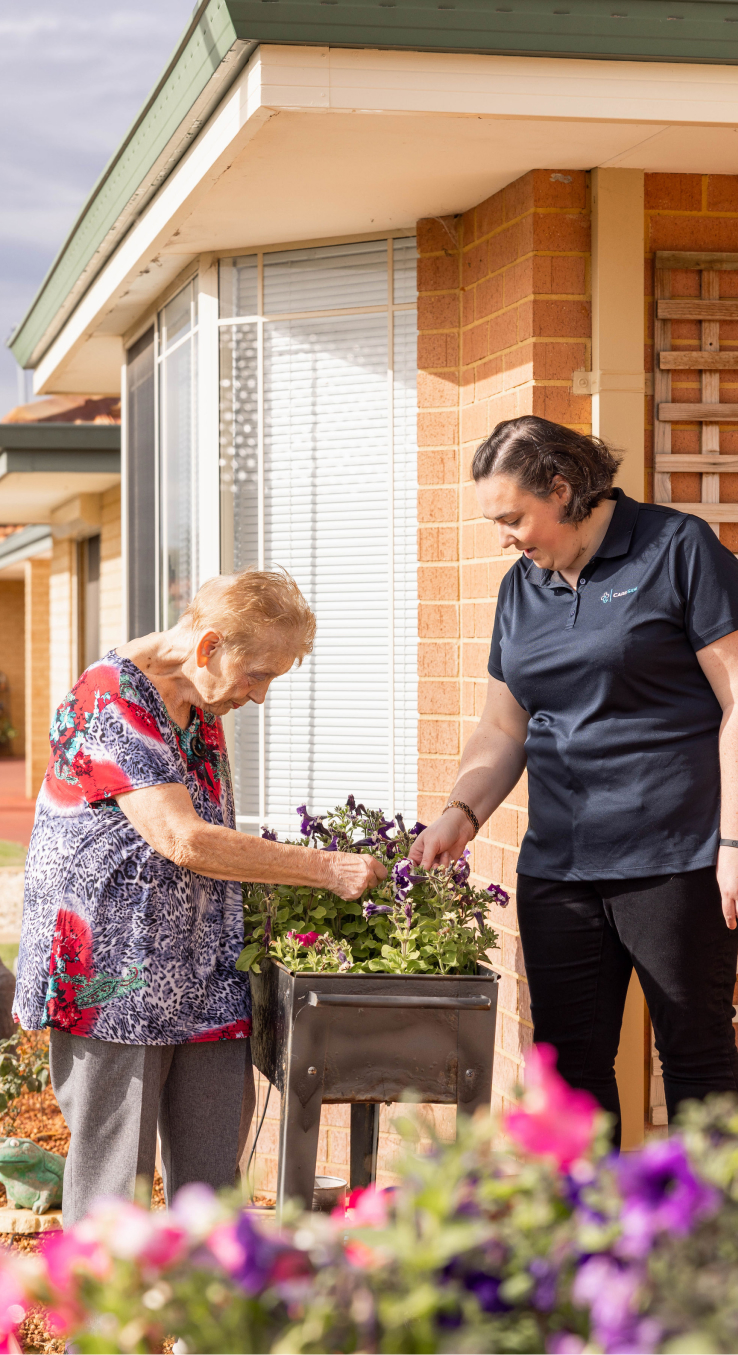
[219,239,418,833]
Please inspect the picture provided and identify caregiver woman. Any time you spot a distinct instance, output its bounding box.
[411,414,738,1143]
[14,568,385,1224]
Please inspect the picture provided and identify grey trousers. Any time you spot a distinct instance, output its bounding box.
[50,1030,256,1227]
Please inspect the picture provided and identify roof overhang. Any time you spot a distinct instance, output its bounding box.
[0,526,53,579]
[0,424,120,524]
[11,0,738,381]
[17,35,738,394]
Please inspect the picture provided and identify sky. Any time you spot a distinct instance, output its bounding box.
[0,0,196,419]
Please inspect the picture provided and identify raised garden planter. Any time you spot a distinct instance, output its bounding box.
[251,957,499,1213]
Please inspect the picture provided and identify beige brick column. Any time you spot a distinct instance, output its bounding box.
[24,558,50,799]
[100,486,123,655]
[49,539,77,714]
[418,171,597,1116]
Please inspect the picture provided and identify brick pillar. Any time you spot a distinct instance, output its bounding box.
[49,538,77,713]
[24,558,50,800]
[418,170,592,1114]
[100,487,123,655]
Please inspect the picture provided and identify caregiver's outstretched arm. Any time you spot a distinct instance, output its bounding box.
[116,782,385,901]
[410,675,529,870]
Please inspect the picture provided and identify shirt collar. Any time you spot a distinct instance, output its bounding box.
[521,489,639,587]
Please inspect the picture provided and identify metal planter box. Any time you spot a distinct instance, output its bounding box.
[250,959,499,1212]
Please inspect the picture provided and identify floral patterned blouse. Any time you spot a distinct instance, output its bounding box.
[14,652,251,1045]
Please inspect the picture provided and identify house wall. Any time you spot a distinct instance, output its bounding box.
[48,485,123,719]
[0,582,25,759]
[417,170,592,1114]
[25,559,50,799]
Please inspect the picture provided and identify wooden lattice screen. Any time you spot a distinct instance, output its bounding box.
[654,249,738,535]
[650,249,738,1125]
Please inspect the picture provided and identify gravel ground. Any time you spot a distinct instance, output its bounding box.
[2,1072,172,1353]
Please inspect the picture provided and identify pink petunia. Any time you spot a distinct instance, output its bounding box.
[343,1186,390,1228]
[504,1044,599,1170]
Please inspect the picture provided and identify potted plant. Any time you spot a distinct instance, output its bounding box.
[237,799,508,1212]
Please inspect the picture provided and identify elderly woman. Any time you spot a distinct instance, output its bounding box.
[15,568,385,1224]
[412,415,738,1143]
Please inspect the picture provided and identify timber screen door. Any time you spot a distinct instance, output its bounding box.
[219,237,418,833]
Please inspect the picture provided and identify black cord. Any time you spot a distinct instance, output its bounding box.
[246,1080,272,1203]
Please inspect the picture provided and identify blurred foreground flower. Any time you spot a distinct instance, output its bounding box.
[504,1043,599,1169]
[5,1062,738,1352]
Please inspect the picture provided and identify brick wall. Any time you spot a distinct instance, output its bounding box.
[645,173,738,539]
[417,170,592,1113]
[0,582,25,759]
[245,1069,457,1198]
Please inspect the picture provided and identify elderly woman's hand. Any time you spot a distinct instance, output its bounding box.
[116,784,387,897]
[319,851,387,901]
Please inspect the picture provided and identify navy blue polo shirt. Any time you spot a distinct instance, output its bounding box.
[488,490,738,881]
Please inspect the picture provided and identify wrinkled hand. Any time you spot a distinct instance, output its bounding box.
[324,851,387,901]
[717,845,738,929]
[409,808,473,870]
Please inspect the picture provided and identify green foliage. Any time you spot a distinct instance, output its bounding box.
[0,1030,50,1128]
[238,800,505,976]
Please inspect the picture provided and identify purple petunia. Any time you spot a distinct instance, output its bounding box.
[472,909,485,931]
[452,850,471,886]
[487,883,510,907]
[616,1138,718,1256]
[573,1256,661,1354]
[364,902,393,918]
[392,858,413,897]
[296,804,319,837]
[261,826,278,841]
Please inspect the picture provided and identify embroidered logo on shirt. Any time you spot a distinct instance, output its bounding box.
[601,587,638,604]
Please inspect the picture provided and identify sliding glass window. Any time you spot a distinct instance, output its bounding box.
[219,238,418,834]
[158,280,198,629]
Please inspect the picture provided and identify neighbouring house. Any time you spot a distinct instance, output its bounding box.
[0,397,121,797]
[8,0,738,1180]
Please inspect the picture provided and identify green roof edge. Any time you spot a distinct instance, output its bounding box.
[12,0,738,370]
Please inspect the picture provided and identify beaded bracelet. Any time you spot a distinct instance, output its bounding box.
[444,799,480,838]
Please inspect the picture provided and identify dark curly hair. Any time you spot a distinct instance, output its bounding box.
[471,416,622,524]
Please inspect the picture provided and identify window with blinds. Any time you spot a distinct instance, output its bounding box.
[219,237,418,833]
[158,280,198,629]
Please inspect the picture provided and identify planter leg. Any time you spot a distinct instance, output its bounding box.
[350,1104,380,1189]
[276,1012,327,1218]
[457,997,497,1118]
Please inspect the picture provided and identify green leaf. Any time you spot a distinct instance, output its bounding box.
[236,943,264,972]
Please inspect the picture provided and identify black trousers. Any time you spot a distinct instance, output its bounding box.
[516,867,738,1143]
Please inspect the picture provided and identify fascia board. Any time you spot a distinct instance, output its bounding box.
[0,452,120,474]
[0,528,53,570]
[0,424,120,453]
[9,3,255,371]
[0,453,121,476]
[227,0,738,65]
